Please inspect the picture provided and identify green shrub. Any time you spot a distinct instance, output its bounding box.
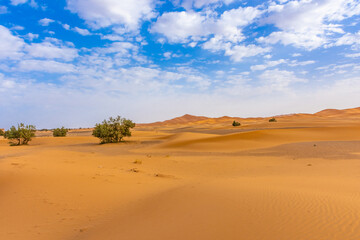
[269,117,277,122]
[53,127,68,137]
[0,129,4,136]
[4,123,36,146]
[232,120,241,127]
[92,116,135,144]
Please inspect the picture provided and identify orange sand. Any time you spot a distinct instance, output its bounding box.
[1,108,360,240]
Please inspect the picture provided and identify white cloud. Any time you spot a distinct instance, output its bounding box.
[29,0,38,8]
[217,6,262,41]
[330,77,360,93]
[259,69,307,91]
[9,0,38,8]
[175,0,234,10]
[251,59,287,71]
[0,6,8,14]
[151,11,208,43]
[62,24,70,30]
[61,23,92,36]
[97,41,138,55]
[26,33,39,41]
[66,0,157,31]
[345,53,360,58]
[332,31,360,47]
[0,73,15,91]
[73,27,91,36]
[202,6,263,48]
[70,41,145,70]
[18,60,75,73]
[101,34,124,41]
[264,54,272,59]
[54,64,211,96]
[0,25,25,59]
[260,0,360,50]
[25,38,78,61]
[11,25,25,30]
[10,0,28,5]
[151,6,264,61]
[251,59,315,71]
[152,6,261,44]
[288,60,315,67]
[39,18,55,26]
[315,62,360,78]
[164,52,172,59]
[258,31,326,50]
[225,44,271,62]
[214,73,252,96]
[186,75,211,90]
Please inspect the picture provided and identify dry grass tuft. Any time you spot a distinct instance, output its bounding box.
[133,159,142,164]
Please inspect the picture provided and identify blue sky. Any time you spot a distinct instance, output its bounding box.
[0,0,360,128]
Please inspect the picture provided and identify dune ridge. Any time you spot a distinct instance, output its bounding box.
[157,126,360,151]
[139,106,360,127]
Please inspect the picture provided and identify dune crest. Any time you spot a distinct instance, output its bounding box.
[137,106,360,128]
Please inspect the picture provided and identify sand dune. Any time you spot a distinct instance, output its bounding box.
[1,107,360,240]
[158,126,360,151]
[315,107,360,117]
[139,106,360,128]
[144,114,209,126]
[79,178,360,240]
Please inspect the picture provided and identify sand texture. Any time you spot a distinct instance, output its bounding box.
[1,108,360,240]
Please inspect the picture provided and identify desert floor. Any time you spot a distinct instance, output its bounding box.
[1,118,360,240]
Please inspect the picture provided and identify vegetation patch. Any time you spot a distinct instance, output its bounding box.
[4,123,36,146]
[232,120,241,127]
[53,127,68,137]
[269,118,277,122]
[92,116,135,144]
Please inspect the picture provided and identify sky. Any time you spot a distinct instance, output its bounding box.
[0,0,360,128]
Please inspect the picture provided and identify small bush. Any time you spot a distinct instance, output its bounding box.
[4,123,36,146]
[0,129,4,136]
[232,120,241,127]
[53,127,68,137]
[269,117,277,122]
[92,116,135,144]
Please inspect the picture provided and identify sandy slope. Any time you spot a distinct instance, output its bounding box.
[1,113,360,240]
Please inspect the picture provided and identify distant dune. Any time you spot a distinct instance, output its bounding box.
[139,106,360,127]
[315,107,360,117]
[144,114,209,126]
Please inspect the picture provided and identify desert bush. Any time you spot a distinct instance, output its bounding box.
[53,127,68,137]
[269,117,277,122]
[232,120,241,127]
[92,116,135,144]
[0,129,4,136]
[4,123,36,146]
